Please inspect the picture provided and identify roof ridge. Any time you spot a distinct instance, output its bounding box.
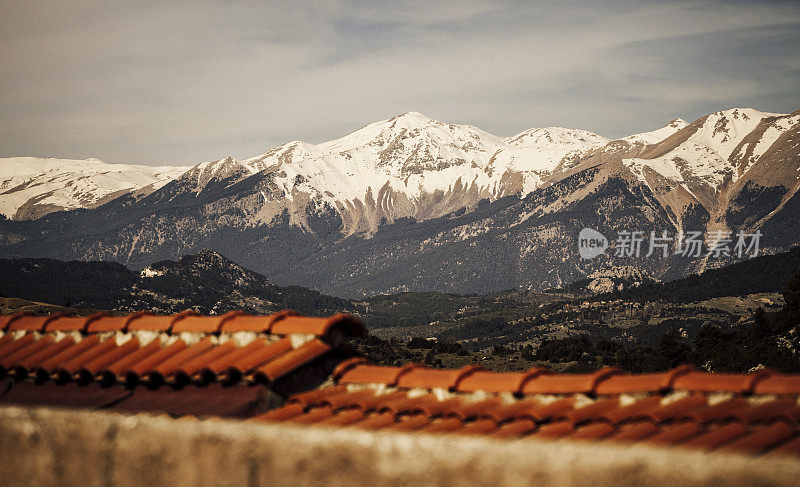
[335,362,800,396]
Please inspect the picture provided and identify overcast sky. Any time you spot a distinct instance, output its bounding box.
[1,0,799,166]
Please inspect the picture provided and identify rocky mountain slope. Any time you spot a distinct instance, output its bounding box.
[0,250,352,315]
[0,157,189,220]
[0,108,797,296]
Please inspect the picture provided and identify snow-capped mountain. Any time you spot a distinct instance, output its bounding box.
[170,112,610,233]
[614,108,799,230]
[0,107,797,297]
[0,157,189,219]
[624,109,778,193]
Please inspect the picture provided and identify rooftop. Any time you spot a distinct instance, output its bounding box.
[1,311,799,485]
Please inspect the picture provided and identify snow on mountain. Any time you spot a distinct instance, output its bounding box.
[622,118,688,146]
[175,156,256,194]
[623,109,785,195]
[0,157,189,219]
[690,108,779,160]
[502,127,610,185]
[4,108,794,235]
[730,113,800,175]
[180,113,610,233]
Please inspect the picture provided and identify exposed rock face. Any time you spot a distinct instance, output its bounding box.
[586,266,652,294]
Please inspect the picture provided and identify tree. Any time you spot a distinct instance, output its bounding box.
[783,268,800,311]
[655,327,691,370]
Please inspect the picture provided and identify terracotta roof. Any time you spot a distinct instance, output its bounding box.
[0,310,365,414]
[2,311,800,458]
[258,361,800,457]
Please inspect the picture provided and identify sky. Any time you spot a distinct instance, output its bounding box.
[1,0,799,167]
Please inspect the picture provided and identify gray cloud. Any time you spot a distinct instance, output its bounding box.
[1,0,798,166]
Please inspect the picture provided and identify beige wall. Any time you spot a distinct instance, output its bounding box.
[0,405,798,487]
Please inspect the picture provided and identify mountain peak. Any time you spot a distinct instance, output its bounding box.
[392,111,433,121]
[195,248,226,259]
[666,118,688,128]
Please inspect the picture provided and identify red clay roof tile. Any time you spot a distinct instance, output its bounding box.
[0,335,55,371]
[85,313,143,333]
[15,337,76,375]
[99,339,162,382]
[255,403,305,421]
[752,374,800,395]
[33,335,102,378]
[126,313,176,332]
[0,314,19,331]
[606,421,659,442]
[376,395,439,416]
[269,313,366,337]
[253,338,331,382]
[7,314,61,332]
[290,406,335,424]
[55,338,119,380]
[677,398,750,423]
[491,418,538,438]
[638,395,707,423]
[149,337,215,382]
[559,398,620,424]
[338,363,417,386]
[0,334,16,354]
[533,420,575,439]
[44,315,94,332]
[456,367,551,394]
[385,413,430,432]
[317,408,366,426]
[455,370,526,393]
[681,422,749,450]
[75,338,141,382]
[219,311,296,333]
[350,391,411,412]
[598,396,662,424]
[457,418,498,435]
[198,340,266,377]
[569,422,616,440]
[477,399,547,423]
[223,338,294,380]
[317,388,377,410]
[286,386,347,407]
[422,417,464,433]
[170,314,223,333]
[171,341,238,379]
[396,365,483,390]
[672,370,771,394]
[594,366,694,395]
[109,383,266,418]
[439,397,501,420]
[733,398,800,424]
[645,422,704,446]
[0,334,36,361]
[522,397,578,422]
[331,356,370,381]
[356,411,397,430]
[521,367,621,395]
[123,340,187,379]
[718,422,795,454]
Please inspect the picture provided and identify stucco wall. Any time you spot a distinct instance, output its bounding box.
[0,405,798,487]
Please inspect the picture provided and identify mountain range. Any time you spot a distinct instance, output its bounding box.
[1,107,798,296]
[0,157,188,220]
